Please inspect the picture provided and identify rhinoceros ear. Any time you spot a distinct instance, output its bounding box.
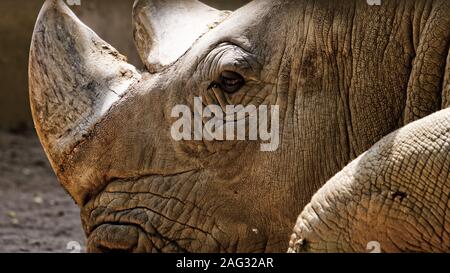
[133,0,230,73]
[29,0,141,169]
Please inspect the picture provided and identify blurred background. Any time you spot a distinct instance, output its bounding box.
[0,0,249,252]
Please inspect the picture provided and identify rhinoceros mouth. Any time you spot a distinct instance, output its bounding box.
[87,222,189,253]
[82,172,217,253]
[87,223,147,253]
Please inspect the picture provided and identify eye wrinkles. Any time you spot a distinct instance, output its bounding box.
[194,42,271,113]
[199,42,262,83]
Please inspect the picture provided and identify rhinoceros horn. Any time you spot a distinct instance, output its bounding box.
[29,0,141,175]
[132,0,231,73]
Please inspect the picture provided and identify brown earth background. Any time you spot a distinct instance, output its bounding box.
[0,0,249,253]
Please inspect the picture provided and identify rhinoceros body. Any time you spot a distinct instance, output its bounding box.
[29,0,450,252]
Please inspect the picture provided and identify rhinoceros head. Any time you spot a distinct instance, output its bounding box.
[30,0,298,252]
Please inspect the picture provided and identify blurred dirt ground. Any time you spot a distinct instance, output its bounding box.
[0,130,85,253]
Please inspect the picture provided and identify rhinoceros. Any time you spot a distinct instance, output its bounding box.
[29,0,449,252]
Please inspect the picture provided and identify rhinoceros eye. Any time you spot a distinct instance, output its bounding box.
[210,71,245,94]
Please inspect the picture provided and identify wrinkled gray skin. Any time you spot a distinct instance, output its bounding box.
[29,0,450,252]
